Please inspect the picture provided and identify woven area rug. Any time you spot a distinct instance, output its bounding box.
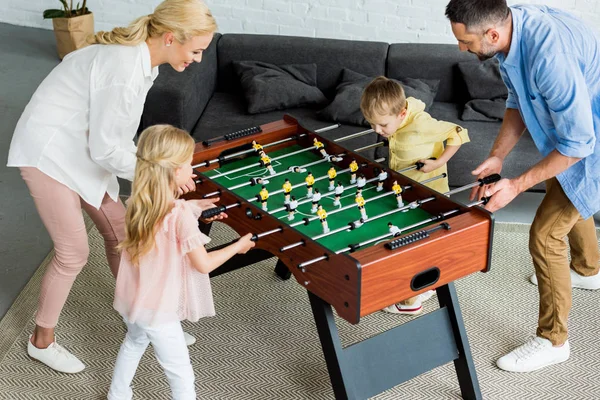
[0,221,599,400]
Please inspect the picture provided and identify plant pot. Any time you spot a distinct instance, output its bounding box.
[52,12,94,59]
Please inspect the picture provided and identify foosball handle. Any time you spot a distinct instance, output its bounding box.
[200,205,227,220]
[385,222,451,250]
[415,157,437,170]
[478,174,501,185]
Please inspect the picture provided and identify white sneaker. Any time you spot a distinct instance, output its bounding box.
[183,332,196,346]
[496,337,570,372]
[382,290,436,315]
[530,270,600,290]
[27,336,85,373]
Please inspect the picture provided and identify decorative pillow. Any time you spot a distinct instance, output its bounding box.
[457,59,508,100]
[461,98,506,121]
[232,61,327,114]
[317,68,440,127]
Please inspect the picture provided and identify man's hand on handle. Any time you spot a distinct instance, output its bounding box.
[470,156,503,202]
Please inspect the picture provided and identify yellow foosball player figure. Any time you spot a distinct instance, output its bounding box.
[305,171,315,198]
[327,167,337,191]
[317,204,329,234]
[286,196,299,221]
[259,185,269,211]
[282,178,292,204]
[333,181,344,206]
[258,150,276,175]
[349,159,359,184]
[392,180,404,209]
[311,188,322,213]
[251,140,263,153]
[355,192,368,221]
[313,137,341,162]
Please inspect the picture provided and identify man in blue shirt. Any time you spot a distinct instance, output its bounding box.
[446,0,600,373]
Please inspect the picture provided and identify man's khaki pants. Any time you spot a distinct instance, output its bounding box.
[529,178,599,345]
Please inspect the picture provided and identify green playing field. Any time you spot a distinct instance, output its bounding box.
[205,145,433,253]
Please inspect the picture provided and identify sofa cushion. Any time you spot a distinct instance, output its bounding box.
[462,98,506,122]
[317,68,439,127]
[192,92,380,160]
[458,59,508,100]
[387,43,476,103]
[217,34,388,99]
[232,61,327,114]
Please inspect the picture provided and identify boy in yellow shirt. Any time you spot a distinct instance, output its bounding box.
[360,76,469,315]
[360,76,469,194]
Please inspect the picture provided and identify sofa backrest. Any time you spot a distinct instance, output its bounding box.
[386,43,475,103]
[216,34,389,99]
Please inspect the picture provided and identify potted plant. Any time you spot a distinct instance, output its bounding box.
[43,0,94,59]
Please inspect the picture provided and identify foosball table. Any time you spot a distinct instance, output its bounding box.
[187,115,494,400]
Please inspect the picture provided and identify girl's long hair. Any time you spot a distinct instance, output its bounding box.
[89,0,217,46]
[119,124,195,265]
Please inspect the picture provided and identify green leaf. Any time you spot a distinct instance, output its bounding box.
[59,0,69,10]
[43,9,66,18]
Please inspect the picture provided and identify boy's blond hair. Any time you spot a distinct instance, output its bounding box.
[360,76,407,122]
[118,124,195,266]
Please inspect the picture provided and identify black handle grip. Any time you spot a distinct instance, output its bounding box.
[479,173,501,185]
[415,157,437,170]
[480,196,491,205]
[200,205,226,219]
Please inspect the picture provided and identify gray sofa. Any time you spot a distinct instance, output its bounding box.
[141,33,544,190]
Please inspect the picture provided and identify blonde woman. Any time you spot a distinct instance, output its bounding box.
[6,0,219,373]
[108,125,254,400]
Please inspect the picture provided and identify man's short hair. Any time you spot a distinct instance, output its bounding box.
[360,77,406,122]
[445,0,509,32]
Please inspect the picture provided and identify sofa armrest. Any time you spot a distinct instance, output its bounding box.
[140,33,221,133]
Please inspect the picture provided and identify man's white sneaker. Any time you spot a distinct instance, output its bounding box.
[382,290,436,315]
[496,337,569,373]
[530,270,600,290]
[183,332,196,346]
[27,336,85,373]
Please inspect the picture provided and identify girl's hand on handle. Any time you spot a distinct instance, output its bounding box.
[178,174,198,195]
[190,197,228,222]
[236,233,255,254]
[470,156,503,201]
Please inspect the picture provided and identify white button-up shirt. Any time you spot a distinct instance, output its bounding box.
[7,42,159,209]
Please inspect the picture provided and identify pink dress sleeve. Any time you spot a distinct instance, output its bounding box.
[175,200,216,322]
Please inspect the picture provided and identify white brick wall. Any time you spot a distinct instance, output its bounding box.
[1,0,599,44]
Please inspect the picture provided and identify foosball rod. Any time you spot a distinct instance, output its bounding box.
[245,157,387,202]
[332,128,374,143]
[193,123,340,169]
[444,173,501,196]
[334,195,493,254]
[295,177,497,266]
[228,152,349,191]
[280,174,447,252]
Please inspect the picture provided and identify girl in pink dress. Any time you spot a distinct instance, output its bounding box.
[108,125,255,400]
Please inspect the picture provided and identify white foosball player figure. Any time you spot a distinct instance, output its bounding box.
[287,196,299,221]
[376,170,388,192]
[356,174,366,190]
[333,182,344,206]
[311,189,322,213]
[388,222,401,237]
